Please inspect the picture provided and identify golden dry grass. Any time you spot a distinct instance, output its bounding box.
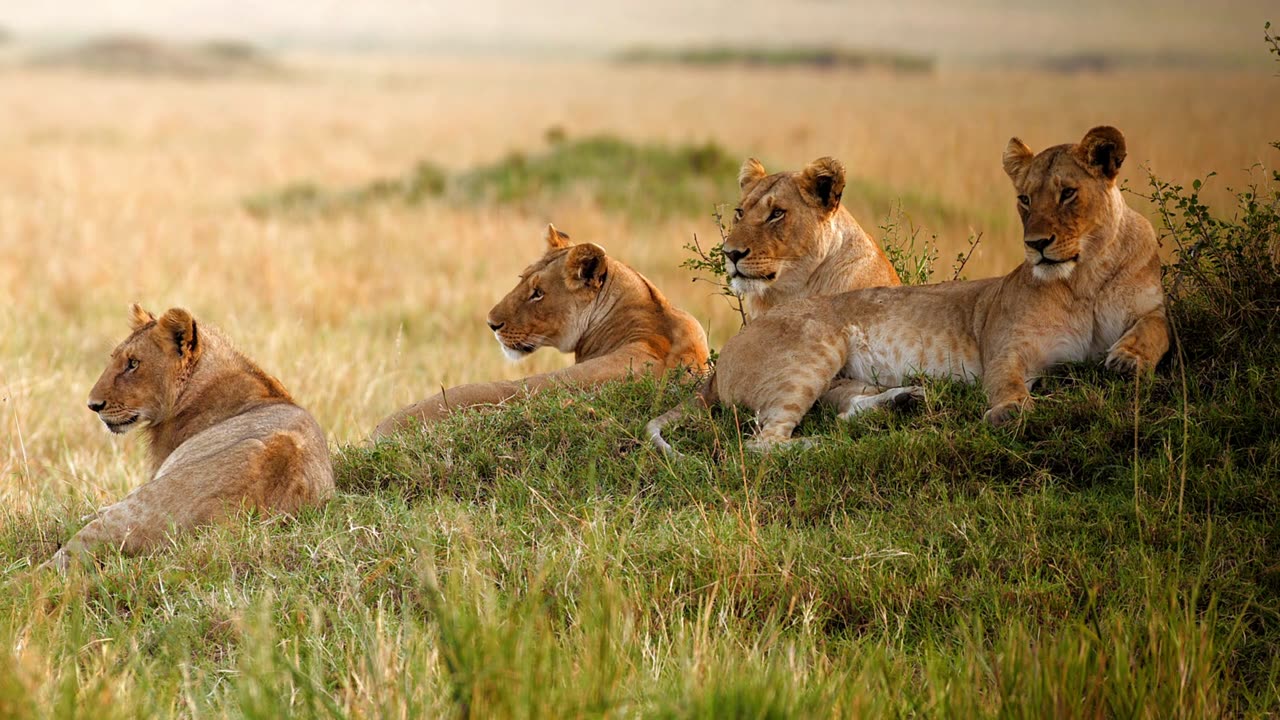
[2,59,1279,519]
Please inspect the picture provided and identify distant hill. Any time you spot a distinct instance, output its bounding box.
[29,35,282,78]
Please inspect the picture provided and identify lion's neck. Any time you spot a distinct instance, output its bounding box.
[144,335,294,473]
[572,261,691,365]
[745,208,898,319]
[1066,190,1148,297]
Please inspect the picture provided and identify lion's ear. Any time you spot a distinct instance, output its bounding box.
[1077,126,1126,180]
[1002,138,1034,180]
[157,308,201,361]
[564,243,608,291]
[738,158,767,190]
[798,157,845,212]
[545,223,571,250]
[129,303,156,330]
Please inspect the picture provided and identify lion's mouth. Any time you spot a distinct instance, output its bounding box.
[1037,254,1080,267]
[101,414,140,433]
[495,335,537,360]
[728,271,778,282]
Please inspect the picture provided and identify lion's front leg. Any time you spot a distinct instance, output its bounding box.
[981,353,1036,427]
[39,494,170,572]
[1105,309,1169,374]
[373,380,525,438]
[39,441,267,573]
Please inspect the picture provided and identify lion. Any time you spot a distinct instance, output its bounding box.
[372,224,710,438]
[725,156,901,320]
[649,126,1169,451]
[42,305,333,571]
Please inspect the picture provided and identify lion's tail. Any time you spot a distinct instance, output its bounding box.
[647,373,718,457]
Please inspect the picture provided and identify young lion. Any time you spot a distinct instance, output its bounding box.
[725,156,901,320]
[43,306,333,571]
[373,225,710,438]
[649,126,1169,451]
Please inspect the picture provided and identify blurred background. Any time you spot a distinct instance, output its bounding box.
[2,1,1279,507]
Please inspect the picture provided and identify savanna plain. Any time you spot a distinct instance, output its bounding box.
[2,50,1279,716]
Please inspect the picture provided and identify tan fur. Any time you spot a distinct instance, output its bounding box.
[373,225,710,437]
[725,156,900,319]
[650,127,1169,451]
[42,306,333,571]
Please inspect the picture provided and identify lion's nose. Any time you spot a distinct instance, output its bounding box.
[87,400,106,412]
[487,320,504,332]
[723,247,750,263]
[1024,236,1054,253]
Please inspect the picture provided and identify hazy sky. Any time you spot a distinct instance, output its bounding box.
[0,0,1273,61]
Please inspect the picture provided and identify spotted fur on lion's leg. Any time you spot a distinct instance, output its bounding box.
[748,418,801,450]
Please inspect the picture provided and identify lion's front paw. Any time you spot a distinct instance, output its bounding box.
[983,399,1027,427]
[1104,345,1147,375]
[37,548,70,575]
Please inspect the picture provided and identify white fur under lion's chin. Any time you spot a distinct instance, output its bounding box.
[1031,259,1077,282]
[730,276,773,297]
[498,343,531,362]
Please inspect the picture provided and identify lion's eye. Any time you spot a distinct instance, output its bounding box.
[1017,194,1030,207]
[1059,187,1077,203]
[768,207,786,222]
[126,358,139,372]
[529,287,544,302]
[733,207,744,221]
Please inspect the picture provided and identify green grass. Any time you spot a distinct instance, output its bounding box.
[5,349,1276,715]
[242,133,965,227]
[615,46,935,74]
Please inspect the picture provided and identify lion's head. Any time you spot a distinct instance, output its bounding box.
[1002,125,1129,282]
[87,305,201,433]
[722,156,848,301]
[486,225,610,360]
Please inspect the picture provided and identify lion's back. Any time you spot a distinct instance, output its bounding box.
[159,402,333,511]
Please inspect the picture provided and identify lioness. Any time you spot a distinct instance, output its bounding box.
[726,156,900,320]
[373,225,710,437]
[43,305,333,571]
[649,126,1169,451]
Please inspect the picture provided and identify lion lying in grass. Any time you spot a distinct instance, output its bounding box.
[649,126,1169,451]
[42,305,333,571]
[373,225,710,438]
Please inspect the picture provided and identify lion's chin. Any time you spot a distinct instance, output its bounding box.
[729,274,776,297]
[497,343,533,362]
[1031,256,1078,282]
